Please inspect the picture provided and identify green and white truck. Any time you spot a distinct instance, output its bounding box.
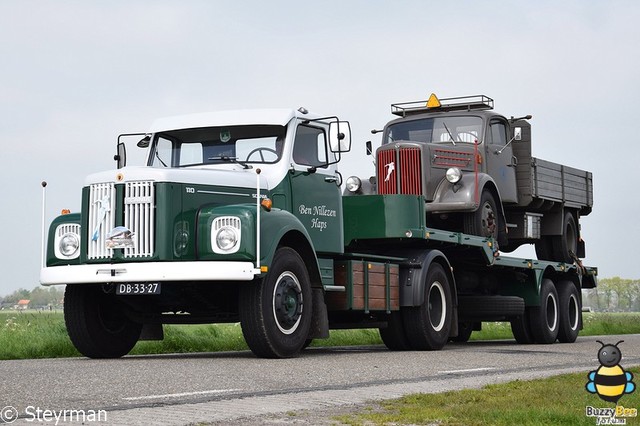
[40,103,597,359]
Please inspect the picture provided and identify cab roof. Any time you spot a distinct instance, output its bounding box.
[149,108,315,133]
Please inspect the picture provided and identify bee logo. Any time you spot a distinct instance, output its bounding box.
[586,340,635,403]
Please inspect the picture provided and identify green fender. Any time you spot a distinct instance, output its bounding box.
[198,204,321,285]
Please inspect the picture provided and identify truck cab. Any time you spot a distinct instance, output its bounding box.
[42,108,351,359]
[347,94,592,263]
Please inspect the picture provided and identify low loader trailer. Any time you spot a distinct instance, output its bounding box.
[40,105,596,358]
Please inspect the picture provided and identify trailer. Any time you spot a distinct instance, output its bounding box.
[40,105,597,359]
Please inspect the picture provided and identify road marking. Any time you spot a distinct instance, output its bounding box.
[438,367,496,374]
[123,389,240,401]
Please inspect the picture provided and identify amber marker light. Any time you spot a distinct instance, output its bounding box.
[61,209,71,215]
[261,198,272,211]
[260,266,269,273]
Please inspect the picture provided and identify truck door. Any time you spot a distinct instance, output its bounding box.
[290,122,344,254]
[485,118,518,203]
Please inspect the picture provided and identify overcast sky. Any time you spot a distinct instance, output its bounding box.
[1,1,638,297]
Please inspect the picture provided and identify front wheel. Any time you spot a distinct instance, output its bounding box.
[402,262,452,351]
[239,247,312,358]
[464,190,499,241]
[64,285,142,358]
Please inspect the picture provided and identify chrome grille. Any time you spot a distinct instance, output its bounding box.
[88,183,116,259]
[87,181,155,259]
[123,181,155,258]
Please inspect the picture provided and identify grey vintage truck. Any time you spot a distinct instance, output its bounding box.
[345,94,593,263]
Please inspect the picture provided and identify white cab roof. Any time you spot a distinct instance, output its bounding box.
[149,108,312,133]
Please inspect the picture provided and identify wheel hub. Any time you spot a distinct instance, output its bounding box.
[273,273,303,333]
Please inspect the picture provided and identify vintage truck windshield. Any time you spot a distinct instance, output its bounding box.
[150,125,287,168]
[386,116,482,145]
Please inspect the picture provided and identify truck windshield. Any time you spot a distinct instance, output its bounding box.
[150,125,287,168]
[386,116,482,145]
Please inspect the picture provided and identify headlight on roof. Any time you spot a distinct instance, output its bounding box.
[446,167,463,184]
[345,176,362,193]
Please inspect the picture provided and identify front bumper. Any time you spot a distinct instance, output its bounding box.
[40,261,260,285]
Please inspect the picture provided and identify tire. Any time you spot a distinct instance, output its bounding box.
[510,310,535,344]
[379,312,411,350]
[557,280,580,343]
[551,211,578,263]
[451,321,474,343]
[402,262,452,351]
[464,190,499,241]
[64,285,142,358]
[239,247,312,358]
[528,279,559,344]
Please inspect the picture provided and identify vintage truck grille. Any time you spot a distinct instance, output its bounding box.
[87,181,155,259]
[377,147,423,195]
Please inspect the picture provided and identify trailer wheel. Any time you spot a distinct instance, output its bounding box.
[64,285,142,358]
[528,279,559,344]
[402,262,452,350]
[510,310,535,344]
[239,247,312,358]
[552,211,578,263]
[557,281,580,343]
[464,190,499,241]
[379,312,411,350]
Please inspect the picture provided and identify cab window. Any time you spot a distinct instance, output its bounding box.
[293,125,328,167]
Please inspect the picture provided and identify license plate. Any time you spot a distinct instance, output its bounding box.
[116,283,161,295]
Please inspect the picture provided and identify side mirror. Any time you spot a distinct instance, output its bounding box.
[514,127,522,141]
[115,142,126,169]
[329,121,352,153]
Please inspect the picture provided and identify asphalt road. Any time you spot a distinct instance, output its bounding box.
[2,334,639,425]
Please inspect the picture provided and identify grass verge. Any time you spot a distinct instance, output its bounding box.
[336,368,640,425]
[1,311,640,360]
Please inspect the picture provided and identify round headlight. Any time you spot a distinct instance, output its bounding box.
[446,167,463,184]
[345,176,362,193]
[59,233,80,257]
[216,227,238,251]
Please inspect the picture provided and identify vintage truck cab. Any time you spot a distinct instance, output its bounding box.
[41,108,351,358]
[346,94,593,263]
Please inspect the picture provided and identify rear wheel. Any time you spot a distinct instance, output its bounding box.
[64,285,142,358]
[551,211,578,263]
[239,247,312,358]
[402,263,452,350]
[557,281,580,343]
[528,279,559,344]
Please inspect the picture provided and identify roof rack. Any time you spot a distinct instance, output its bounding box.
[391,94,494,117]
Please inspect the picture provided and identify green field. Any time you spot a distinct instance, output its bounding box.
[1,311,640,360]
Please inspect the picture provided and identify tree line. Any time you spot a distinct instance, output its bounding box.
[0,286,65,308]
[582,277,640,312]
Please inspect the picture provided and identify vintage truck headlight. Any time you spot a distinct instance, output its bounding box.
[345,176,362,193]
[446,167,463,184]
[54,223,81,259]
[212,216,241,254]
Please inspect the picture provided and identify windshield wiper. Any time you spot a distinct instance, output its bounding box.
[208,156,252,169]
[442,122,456,146]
